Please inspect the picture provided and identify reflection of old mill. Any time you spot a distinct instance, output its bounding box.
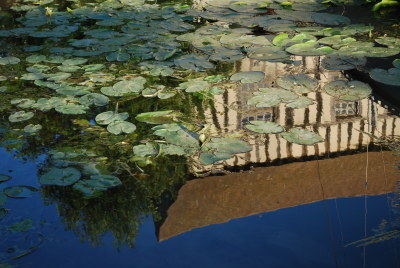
[157,56,400,242]
[205,56,400,166]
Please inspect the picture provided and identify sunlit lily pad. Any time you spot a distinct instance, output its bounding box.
[324,80,372,101]
[101,77,146,96]
[107,121,136,135]
[9,111,34,123]
[0,56,20,65]
[55,103,88,115]
[281,128,323,145]
[285,96,314,109]
[286,41,334,56]
[178,80,209,92]
[0,174,12,184]
[73,175,122,198]
[39,167,81,186]
[245,121,284,134]
[369,68,400,86]
[276,74,318,94]
[95,111,129,125]
[135,110,179,124]
[3,185,38,199]
[230,71,265,84]
[7,219,33,232]
[375,37,400,48]
[248,87,298,108]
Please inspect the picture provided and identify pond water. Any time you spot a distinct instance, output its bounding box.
[0,0,399,267]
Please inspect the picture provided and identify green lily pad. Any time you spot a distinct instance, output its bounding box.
[26,54,46,63]
[47,72,71,81]
[393,59,400,69]
[24,124,42,133]
[0,174,12,183]
[135,110,179,124]
[248,87,298,108]
[178,80,209,93]
[55,103,88,115]
[247,46,291,62]
[39,167,81,186]
[57,65,81,72]
[95,111,129,125]
[21,72,46,80]
[133,143,158,157]
[7,219,33,232]
[318,35,356,48]
[200,137,252,165]
[79,93,110,107]
[245,121,285,134]
[0,208,8,221]
[9,111,34,123]
[3,185,38,199]
[375,37,400,48]
[285,96,314,109]
[63,58,88,66]
[324,80,372,101]
[152,124,200,148]
[286,41,334,56]
[276,74,318,94]
[281,128,323,145]
[107,121,136,135]
[230,71,265,84]
[73,175,122,198]
[174,54,215,71]
[101,77,146,96]
[369,68,400,86]
[0,56,20,65]
[106,51,130,62]
[322,54,367,71]
[311,13,351,26]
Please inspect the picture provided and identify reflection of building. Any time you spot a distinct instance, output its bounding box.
[205,56,400,166]
[158,151,399,241]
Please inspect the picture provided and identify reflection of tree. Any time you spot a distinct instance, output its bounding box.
[41,155,188,248]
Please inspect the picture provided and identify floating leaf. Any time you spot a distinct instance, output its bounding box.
[200,137,252,165]
[0,208,8,221]
[3,185,38,199]
[230,71,265,84]
[136,110,179,124]
[39,167,81,186]
[369,68,400,86]
[95,111,129,125]
[247,46,291,62]
[311,13,351,26]
[107,121,136,135]
[79,93,109,107]
[286,41,334,56]
[55,103,88,115]
[0,174,12,184]
[24,124,42,133]
[375,37,400,48]
[26,54,46,63]
[178,80,209,93]
[101,77,146,96]
[0,56,20,65]
[248,87,298,108]
[133,143,157,157]
[276,74,318,94]
[324,80,372,101]
[245,121,284,134]
[0,192,7,206]
[285,96,314,109]
[174,54,214,71]
[322,54,367,70]
[281,128,323,145]
[152,124,199,148]
[393,59,400,69]
[106,51,130,62]
[73,175,122,198]
[9,111,34,122]
[7,219,33,232]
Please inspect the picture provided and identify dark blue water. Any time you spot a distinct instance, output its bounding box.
[1,148,399,268]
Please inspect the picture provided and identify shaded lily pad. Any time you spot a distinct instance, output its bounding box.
[375,37,400,48]
[24,124,42,133]
[230,71,265,84]
[73,175,122,198]
[107,121,136,135]
[106,51,130,62]
[135,110,179,124]
[393,59,400,69]
[281,128,323,145]
[39,167,81,186]
[324,80,372,101]
[247,46,291,62]
[95,111,129,125]
[0,174,12,184]
[133,143,158,157]
[0,208,8,221]
[200,137,252,165]
[322,54,367,70]
[276,74,318,94]
[369,68,400,86]
[245,121,284,134]
[174,54,215,71]
[311,13,351,26]
[7,219,33,232]
[79,93,109,107]
[3,185,38,199]
[152,124,199,148]
[9,111,34,123]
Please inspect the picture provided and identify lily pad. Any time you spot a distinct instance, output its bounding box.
[247,46,291,62]
[324,80,372,101]
[230,71,265,84]
[311,13,351,26]
[55,103,88,115]
[133,143,158,157]
[24,124,42,133]
[276,74,318,94]
[0,208,8,221]
[95,111,129,125]
[9,111,34,123]
[73,175,122,198]
[375,37,400,48]
[286,41,334,56]
[39,167,81,186]
[0,56,20,65]
[245,121,285,134]
[178,80,209,93]
[369,68,400,86]
[101,77,146,96]
[174,54,215,71]
[135,110,179,124]
[152,124,200,148]
[79,93,110,107]
[281,128,323,145]
[393,59,400,69]
[7,219,33,232]
[0,174,12,183]
[248,87,298,108]
[285,96,314,109]
[106,51,130,62]
[200,137,252,165]
[322,54,367,70]
[107,121,136,135]
[3,185,38,199]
